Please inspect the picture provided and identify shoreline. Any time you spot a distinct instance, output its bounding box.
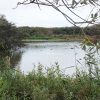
[22,39,83,43]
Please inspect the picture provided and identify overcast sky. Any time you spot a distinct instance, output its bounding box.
[0,0,96,27]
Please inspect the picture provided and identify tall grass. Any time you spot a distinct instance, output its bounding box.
[0,43,100,100]
[0,64,99,100]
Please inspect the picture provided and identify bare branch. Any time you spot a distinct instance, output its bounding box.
[14,0,100,26]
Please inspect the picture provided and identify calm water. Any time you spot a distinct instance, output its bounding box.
[17,42,86,75]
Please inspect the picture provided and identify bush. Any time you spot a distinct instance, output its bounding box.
[0,65,99,100]
[0,15,23,54]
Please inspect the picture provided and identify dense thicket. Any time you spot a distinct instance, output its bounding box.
[0,16,23,55]
[0,66,99,100]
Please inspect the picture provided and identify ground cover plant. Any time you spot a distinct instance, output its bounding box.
[0,62,99,100]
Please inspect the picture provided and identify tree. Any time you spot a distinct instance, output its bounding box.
[0,15,22,56]
[16,0,100,26]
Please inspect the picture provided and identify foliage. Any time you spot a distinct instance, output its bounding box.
[0,64,99,100]
[18,26,82,37]
[0,1,100,99]
[0,15,23,55]
[18,25,100,40]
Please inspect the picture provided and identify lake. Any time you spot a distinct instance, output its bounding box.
[16,42,87,75]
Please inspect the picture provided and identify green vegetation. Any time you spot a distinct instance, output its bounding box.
[0,15,100,100]
[0,15,23,56]
[0,64,99,100]
[0,44,99,100]
[18,25,100,42]
[0,15,98,42]
[18,26,82,40]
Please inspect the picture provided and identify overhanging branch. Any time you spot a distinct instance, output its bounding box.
[14,0,100,26]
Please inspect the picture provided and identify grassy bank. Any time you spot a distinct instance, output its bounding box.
[0,64,99,100]
[23,35,84,42]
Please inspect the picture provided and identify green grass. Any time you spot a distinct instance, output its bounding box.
[0,64,99,100]
[22,35,84,43]
[24,35,84,41]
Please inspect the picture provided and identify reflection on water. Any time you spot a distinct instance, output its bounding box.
[15,42,87,75]
[10,52,22,67]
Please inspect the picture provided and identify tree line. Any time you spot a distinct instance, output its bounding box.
[18,25,100,39]
[0,15,100,54]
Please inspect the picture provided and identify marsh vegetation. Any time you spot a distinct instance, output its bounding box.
[0,15,100,100]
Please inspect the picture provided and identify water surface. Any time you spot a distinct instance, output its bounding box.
[17,42,86,75]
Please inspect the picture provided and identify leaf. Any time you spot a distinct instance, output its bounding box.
[91,14,94,18]
[89,0,95,6]
[72,0,77,5]
[94,13,98,18]
[82,45,86,51]
[80,0,87,5]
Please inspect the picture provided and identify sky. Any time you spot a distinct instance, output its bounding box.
[0,0,96,27]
